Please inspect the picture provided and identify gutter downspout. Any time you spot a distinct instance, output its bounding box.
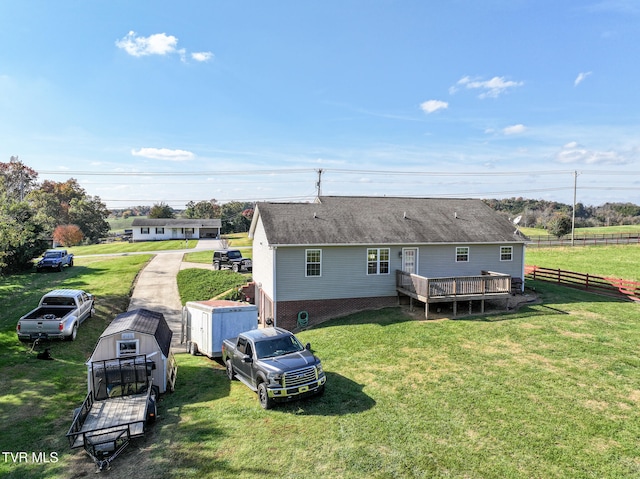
[272,246,277,327]
[521,243,526,293]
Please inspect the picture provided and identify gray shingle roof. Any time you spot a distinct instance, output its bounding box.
[100,308,173,357]
[253,196,526,246]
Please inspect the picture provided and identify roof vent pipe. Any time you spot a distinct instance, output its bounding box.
[455,212,458,219]
[403,211,407,219]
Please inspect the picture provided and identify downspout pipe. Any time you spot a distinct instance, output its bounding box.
[272,246,277,328]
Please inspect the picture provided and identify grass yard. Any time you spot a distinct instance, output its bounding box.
[67,239,197,256]
[176,269,250,304]
[526,244,640,282]
[1,245,639,478]
[87,282,640,479]
[0,255,151,479]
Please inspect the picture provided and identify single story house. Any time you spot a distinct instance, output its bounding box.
[88,308,177,395]
[248,196,528,330]
[130,218,221,242]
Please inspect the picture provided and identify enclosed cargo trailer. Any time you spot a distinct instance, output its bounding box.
[182,300,258,358]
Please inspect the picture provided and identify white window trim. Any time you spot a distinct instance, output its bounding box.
[305,249,322,277]
[367,248,391,275]
[455,246,470,263]
[500,246,513,262]
[116,339,139,358]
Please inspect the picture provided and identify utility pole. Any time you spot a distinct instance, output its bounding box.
[571,170,578,246]
[316,169,323,199]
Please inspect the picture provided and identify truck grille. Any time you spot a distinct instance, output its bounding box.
[283,366,316,388]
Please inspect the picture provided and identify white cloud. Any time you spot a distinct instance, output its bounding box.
[192,51,214,62]
[420,99,449,114]
[131,148,194,161]
[503,124,526,135]
[116,31,213,63]
[556,142,633,165]
[451,75,524,99]
[574,71,592,86]
[116,31,179,57]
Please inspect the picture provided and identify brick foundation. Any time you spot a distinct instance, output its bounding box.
[275,296,397,331]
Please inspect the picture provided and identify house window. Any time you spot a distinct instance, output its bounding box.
[141,227,150,235]
[367,248,390,275]
[155,227,164,234]
[456,247,469,262]
[116,339,139,357]
[500,246,513,261]
[306,249,321,277]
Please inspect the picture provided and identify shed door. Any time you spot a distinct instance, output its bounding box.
[402,248,418,275]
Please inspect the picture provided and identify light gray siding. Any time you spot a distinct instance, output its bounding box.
[251,220,274,298]
[418,244,525,279]
[275,246,400,301]
[275,243,524,301]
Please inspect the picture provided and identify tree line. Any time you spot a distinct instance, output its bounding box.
[0,157,110,273]
[483,197,640,237]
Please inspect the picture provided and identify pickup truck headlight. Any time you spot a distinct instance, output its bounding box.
[267,372,283,384]
[316,364,324,375]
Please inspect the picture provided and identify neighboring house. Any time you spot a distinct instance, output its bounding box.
[130,218,221,242]
[248,196,528,330]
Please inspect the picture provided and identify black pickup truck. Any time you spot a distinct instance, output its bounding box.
[221,327,326,409]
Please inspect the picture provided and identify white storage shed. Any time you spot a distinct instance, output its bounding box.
[88,308,177,394]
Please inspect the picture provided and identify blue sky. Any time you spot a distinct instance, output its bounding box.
[1,1,639,209]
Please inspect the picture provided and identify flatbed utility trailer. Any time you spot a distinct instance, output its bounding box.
[66,354,158,471]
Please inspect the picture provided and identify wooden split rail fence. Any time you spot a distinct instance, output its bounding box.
[525,265,640,302]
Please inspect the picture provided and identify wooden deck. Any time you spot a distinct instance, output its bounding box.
[70,394,147,449]
[396,270,512,319]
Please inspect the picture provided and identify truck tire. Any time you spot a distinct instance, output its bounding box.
[257,382,274,410]
[213,262,220,270]
[69,259,74,267]
[232,263,239,273]
[58,263,63,272]
[226,360,235,380]
[67,324,78,341]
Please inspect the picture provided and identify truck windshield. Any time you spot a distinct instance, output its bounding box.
[227,251,242,259]
[255,335,304,359]
[44,252,62,258]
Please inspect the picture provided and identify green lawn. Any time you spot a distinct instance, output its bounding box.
[526,245,640,282]
[521,224,640,238]
[67,239,197,256]
[1,246,640,478]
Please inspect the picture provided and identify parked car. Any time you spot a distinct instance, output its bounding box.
[36,249,74,272]
[16,289,94,341]
[222,327,326,409]
[212,249,252,272]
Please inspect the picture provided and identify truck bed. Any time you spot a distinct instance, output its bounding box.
[69,393,148,449]
[24,306,74,320]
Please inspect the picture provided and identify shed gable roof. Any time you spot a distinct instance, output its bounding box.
[252,196,526,246]
[100,308,173,357]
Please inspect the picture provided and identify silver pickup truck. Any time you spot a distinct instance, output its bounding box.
[17,289,95,342]
[222,327,326,409]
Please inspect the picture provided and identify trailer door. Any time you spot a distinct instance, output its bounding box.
[201,312,210,355]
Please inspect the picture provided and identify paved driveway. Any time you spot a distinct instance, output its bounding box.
[127,238,223,352]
